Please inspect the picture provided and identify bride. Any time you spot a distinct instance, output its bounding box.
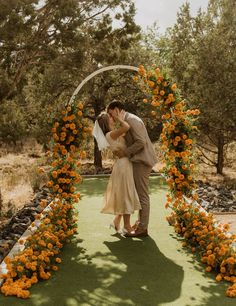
[93,109,141,234]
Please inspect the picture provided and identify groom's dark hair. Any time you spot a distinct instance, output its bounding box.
[107,100,125,111]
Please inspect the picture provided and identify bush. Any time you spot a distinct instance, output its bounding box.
[0,100,27,145]
[28,158,49,192]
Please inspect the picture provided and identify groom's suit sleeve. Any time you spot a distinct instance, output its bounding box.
[124,117,146,158]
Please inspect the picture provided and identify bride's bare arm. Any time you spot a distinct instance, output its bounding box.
[109,110,130,140]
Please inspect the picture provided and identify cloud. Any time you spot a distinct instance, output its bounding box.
[134,0,209,32]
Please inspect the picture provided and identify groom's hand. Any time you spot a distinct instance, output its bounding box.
[114,148,126,158]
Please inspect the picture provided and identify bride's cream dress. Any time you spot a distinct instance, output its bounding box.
[101,132,141,215]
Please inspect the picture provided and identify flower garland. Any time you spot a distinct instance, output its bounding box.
[0,102,92,298]
[1,66,235,299]
[135,65,236,297]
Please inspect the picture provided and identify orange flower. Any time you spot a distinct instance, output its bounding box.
[55,257,62,263]
[47,181,53,188]
[52,171,58,178]
[148,81,155,88]
[16,266,24,273]
[205,266,212,272]
[171,83,177,91]
[77,102,84,110]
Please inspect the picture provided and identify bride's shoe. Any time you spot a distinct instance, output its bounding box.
[109,222,117,231]
[122,228,135,235]
[109,222,122,233]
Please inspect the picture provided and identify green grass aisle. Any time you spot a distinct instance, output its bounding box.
[0,177,235,306]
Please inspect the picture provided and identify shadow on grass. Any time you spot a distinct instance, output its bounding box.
[1,238,235,306]
[78,176,168,198]
[102,235,184,306]
[0,236,182,306]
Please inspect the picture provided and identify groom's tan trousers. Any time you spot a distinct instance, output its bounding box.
[132,163,152,230]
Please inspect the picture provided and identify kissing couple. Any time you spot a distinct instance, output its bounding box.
[92,100,157,237]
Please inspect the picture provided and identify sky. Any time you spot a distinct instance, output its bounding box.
[134,0,209,33]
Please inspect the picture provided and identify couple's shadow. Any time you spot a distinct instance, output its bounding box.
[103,236,184,306]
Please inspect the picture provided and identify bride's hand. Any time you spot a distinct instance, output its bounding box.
[116,109,125,121]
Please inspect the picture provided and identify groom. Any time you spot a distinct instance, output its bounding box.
[107,100,157,237]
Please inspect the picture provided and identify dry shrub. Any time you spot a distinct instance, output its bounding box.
[28,157,49,192]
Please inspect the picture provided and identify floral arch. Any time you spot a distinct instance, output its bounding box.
[1,65,236,298]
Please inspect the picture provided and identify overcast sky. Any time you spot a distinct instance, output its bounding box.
[134,0,209,33]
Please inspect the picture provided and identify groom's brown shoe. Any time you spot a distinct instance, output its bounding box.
[131,220,140,231]
[125,228,148,238]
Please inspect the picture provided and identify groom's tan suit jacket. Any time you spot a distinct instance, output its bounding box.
[124,112,157,168]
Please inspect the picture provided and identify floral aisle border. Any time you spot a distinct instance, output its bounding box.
[0,200,56,285]
[135,65,236,297]
[0,65,235,298]
[0,103,91,298]
[0,65,138,299]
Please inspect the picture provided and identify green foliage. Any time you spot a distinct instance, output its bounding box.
[0,0,141,147]
[168,0,236,173]
[0,0,234,176]
[0,100,27,144]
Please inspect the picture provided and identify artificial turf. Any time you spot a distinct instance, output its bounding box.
[0,177,235,306]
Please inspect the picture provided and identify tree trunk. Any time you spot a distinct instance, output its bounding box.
[92,94,107,171]
[0,187,2,215]
[216,134,224,174]
[94,139,102,171]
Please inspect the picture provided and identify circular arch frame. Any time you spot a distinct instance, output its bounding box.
[69,65,139,105]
